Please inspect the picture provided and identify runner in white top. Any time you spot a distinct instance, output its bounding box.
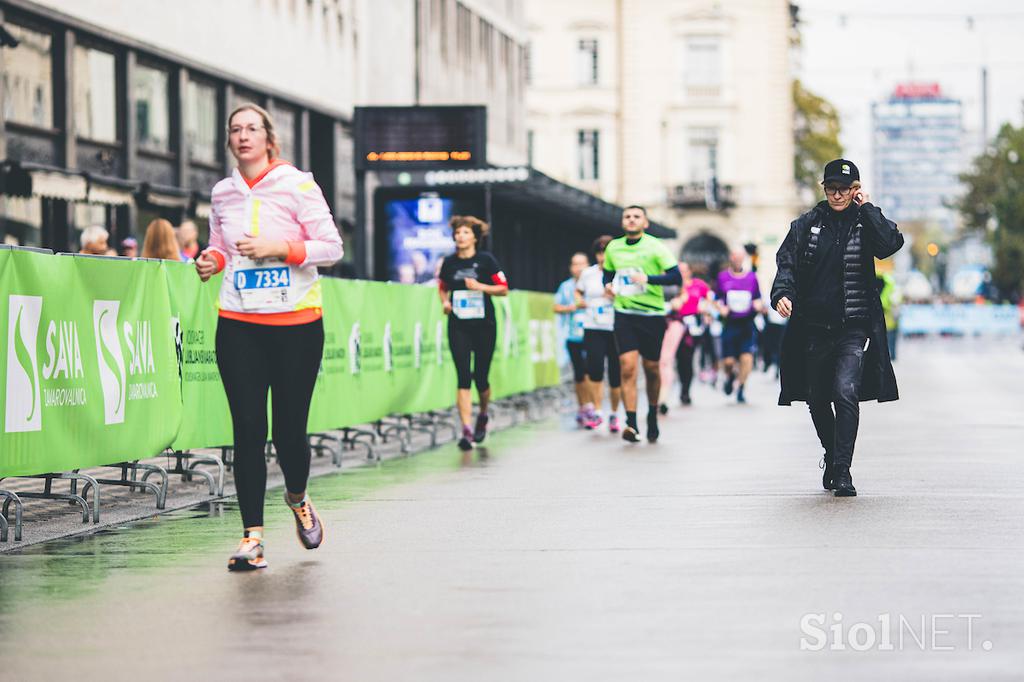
[575,235,622,432]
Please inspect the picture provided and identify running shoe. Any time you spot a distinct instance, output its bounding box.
[646,411,660,444]
[737,384,746,404]
[723,374,735,396]
[680,394,692,405]
[621,425,640,443]
[584,413,603,430]
[287,494,324,550]
[458,425,474,451]
[227,536,267,572]
[473,413,489,443]
[575,408,587,427]
[608,415,621,433]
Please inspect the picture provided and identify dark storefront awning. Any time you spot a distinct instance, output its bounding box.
[0,161,88,202]
[421,166,677,239]
[87,175,137,206]
[140,183,192,210]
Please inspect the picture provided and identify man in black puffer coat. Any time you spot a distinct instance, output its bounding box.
[771,159,904,497]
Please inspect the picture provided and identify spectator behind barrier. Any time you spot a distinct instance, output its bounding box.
[119,236,139,258]
[176,219,203,262]
[79,225,111,255]
[142,218,185,261]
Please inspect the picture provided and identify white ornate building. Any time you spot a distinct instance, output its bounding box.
[525,0,799,276]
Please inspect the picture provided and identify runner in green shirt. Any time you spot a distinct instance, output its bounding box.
[602,205,681,443]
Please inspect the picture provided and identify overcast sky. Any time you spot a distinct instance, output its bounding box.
[797,0,1024,188]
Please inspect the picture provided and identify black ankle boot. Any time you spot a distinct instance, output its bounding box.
[833,466,857,497]
[821,454,836,491]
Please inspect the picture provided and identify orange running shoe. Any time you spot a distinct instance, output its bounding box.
[227,536,267,572]
[287,495,324,550]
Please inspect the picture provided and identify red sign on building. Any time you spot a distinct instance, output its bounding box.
[893,83,942,99]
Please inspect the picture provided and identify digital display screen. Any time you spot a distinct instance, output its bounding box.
[354,106,486,169]
[386,196,455,284]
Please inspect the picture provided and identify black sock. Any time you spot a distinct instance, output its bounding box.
[626,411,637,429]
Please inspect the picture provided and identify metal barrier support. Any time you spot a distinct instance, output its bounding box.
[6,472,99,524]
[80,462,167,510]
[167,450,225,496]
[342,427,377,461]
[0,489,22,542]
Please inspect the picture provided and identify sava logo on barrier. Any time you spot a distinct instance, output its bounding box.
[5,295,43,433]
[413,322,423,369]
[93,300,127,425]
[348,322,361,375]
[383,322,393,373]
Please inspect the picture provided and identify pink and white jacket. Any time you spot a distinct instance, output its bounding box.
[205,160,344,325]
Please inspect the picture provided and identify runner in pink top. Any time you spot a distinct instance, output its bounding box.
[195,104,342,572]
[658,263,711,412]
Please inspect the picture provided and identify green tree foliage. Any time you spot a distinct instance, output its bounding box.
[793,79,843,196]
[957,123,1024,300]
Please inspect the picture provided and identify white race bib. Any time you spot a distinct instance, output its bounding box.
[232,256,295,311]
[614,268,646,297]
[452,289,485,320]
[682,314,703,337]
[726,289,753,315]
[587,298,615,330]
[569,312,586,339]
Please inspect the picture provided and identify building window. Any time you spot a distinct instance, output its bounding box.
[527,130,534,166]
[577,38,598,86]
[0,196,44,248]
[1,23,54,129]
[439,0,449,62]
[577,129,599,181]
[73,45,117,143]
[480,19,494,83]
[456,3,472,66]
[133,64,170,152]
[687,127,718,182]
[230,87,263,112]
[683,36,721,97]
[524,42,532,85]
[271,103,297,162]
[186,79,219,165]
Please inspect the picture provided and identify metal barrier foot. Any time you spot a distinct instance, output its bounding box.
[0,489,23,541]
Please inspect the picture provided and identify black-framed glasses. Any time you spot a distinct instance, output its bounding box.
[824,185,853,197]
[823,184,856,195]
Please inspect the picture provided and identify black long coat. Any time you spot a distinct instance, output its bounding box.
[769,201,904,406]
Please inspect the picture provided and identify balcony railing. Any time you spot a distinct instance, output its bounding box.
[668,180,735,211]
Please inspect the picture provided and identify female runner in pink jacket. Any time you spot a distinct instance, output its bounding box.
[195,104,343,571]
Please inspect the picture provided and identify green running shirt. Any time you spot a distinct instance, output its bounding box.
[602,233,678,316]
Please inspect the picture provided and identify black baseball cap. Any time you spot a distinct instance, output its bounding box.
[823,159,859,186]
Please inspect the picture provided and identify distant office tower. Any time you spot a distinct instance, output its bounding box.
[872,83,964,233]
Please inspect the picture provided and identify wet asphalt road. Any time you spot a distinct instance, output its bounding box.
[1,337,1023,681]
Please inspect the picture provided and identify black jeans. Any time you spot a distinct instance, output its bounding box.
[216,317,324,528]
[804,323,869,469]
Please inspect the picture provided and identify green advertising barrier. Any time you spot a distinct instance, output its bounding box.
[1,250,182,477]
[164,264,234,452]
[0,250,560,479]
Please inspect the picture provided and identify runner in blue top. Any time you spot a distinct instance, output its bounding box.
[554,252,591,425]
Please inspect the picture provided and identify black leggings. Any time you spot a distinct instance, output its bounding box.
[583,329,621,388]
[448,321,496,390]
[676,339,696,398]
[216,317,324,528]
[567,340,586,383]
